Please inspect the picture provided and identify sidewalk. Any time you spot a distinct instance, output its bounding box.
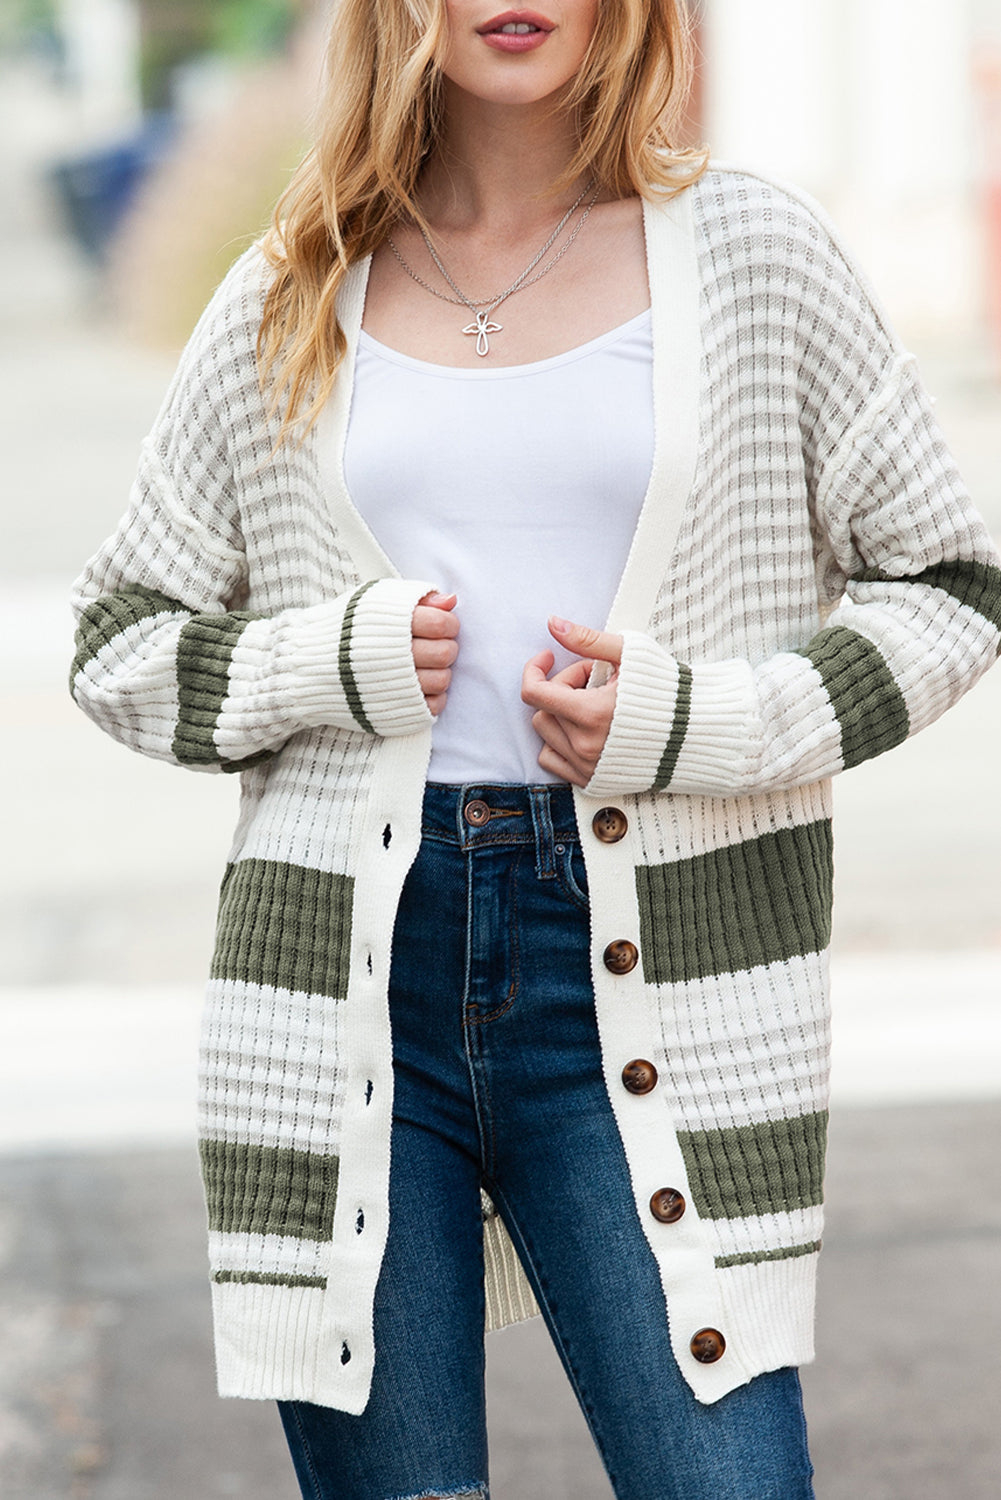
[2,951,1000,1158]
[1,1101,998,1499]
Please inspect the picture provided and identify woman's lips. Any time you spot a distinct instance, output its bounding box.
[477,11,554,53]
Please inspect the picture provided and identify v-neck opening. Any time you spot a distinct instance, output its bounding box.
[314,190,703,636]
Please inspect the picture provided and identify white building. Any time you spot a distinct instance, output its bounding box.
[57,0,142,142]
[703,0,1000,346]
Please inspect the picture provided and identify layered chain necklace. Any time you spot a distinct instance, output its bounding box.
[387,179,600,356]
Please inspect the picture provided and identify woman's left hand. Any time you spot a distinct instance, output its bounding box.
[521,617,624,786]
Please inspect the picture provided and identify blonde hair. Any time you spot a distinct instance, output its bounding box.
[258,0,707,439]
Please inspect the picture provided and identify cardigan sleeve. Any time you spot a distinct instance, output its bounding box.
[585,353,1001,799]
[70,562,435,775]
[70,254,434,773]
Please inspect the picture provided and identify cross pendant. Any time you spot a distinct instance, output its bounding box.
[462,310,503,357]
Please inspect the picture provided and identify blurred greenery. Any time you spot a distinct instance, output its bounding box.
[0,0,57,52]
[0,1,299,109]
[137,0,297,110]
[214,0,297,58]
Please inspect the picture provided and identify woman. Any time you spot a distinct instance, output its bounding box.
[70,1,1001,1496]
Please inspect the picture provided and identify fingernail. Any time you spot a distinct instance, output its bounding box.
[549,616,570,635]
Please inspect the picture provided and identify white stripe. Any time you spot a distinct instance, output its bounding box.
[228,729,376,874]
[703,1205,825,1261]
[654,952,832,1133]
[632,778,832,867]
[199,978,345,1153]
[208,1232,329,1280]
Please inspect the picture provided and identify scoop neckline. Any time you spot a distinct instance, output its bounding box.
[357,307,652,379]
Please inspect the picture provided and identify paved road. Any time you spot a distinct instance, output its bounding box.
[1,1103,999,1499]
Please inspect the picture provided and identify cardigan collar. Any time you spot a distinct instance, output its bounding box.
[315,185,702,635]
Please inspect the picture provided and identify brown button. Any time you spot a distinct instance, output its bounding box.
[690,1328,726,1364]
[464,799,490,827]
[592,807,628,844]
[622,1059,658,1095]
[603,940,639,975]
[649,1187,686,1224]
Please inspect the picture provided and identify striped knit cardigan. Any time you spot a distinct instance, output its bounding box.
[70,166,1001,1413]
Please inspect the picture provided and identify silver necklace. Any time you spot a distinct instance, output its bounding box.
[387,180,599,356]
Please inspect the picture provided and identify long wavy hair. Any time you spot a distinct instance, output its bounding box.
[258,0,707,439]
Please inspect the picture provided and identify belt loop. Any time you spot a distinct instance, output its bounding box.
[529,786,556,879]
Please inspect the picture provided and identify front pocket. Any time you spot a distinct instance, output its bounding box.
[554,842,589,911]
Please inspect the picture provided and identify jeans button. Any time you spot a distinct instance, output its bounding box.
[464,799,490,827]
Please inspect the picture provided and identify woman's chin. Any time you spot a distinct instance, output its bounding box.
[442,70,574,113]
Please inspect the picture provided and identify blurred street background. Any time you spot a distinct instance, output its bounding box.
[1,1,1000,1496]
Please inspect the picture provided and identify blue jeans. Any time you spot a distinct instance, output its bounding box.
[279,783,815,1500]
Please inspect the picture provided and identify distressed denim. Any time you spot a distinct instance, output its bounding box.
[279,783,815,1500]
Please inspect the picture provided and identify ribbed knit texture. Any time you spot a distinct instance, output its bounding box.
[70,166,1001,1413]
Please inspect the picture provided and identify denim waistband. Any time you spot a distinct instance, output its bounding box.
[421,782,580,855]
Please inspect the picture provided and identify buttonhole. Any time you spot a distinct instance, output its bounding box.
[366,953,373,976]
[364,1080,374,1105]
[382,823,392,849]
[355,1209,365,1234]
[340,1341,351,1365]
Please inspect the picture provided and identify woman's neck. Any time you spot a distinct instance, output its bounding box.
[419,87,587,238]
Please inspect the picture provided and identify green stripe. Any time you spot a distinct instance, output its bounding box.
[70,586,187,689]
[635,819,832,986]
[715,1240,821,1270]
[797,624,909,769]
[72,589,271,772]
[652,662,693,790]
[199,1139,339,1240]
[211,1270,327,1290]
[173,610,260,767]
[211,858,353,1000]
[338,581,378,734]
[857,558,1001,635]
[679,1112,827,1220]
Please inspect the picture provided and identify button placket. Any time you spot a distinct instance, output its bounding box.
[586,795,719,1375]
[591,809,639,976]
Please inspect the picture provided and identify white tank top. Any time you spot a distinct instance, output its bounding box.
[343,310,654,783]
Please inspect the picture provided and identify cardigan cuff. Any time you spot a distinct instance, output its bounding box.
[585,633,759,797]
[279,578,436,739]
[664,659,760,793]
[584,630,685,795]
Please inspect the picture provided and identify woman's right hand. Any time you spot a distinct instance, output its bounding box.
[412,591,459,716]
